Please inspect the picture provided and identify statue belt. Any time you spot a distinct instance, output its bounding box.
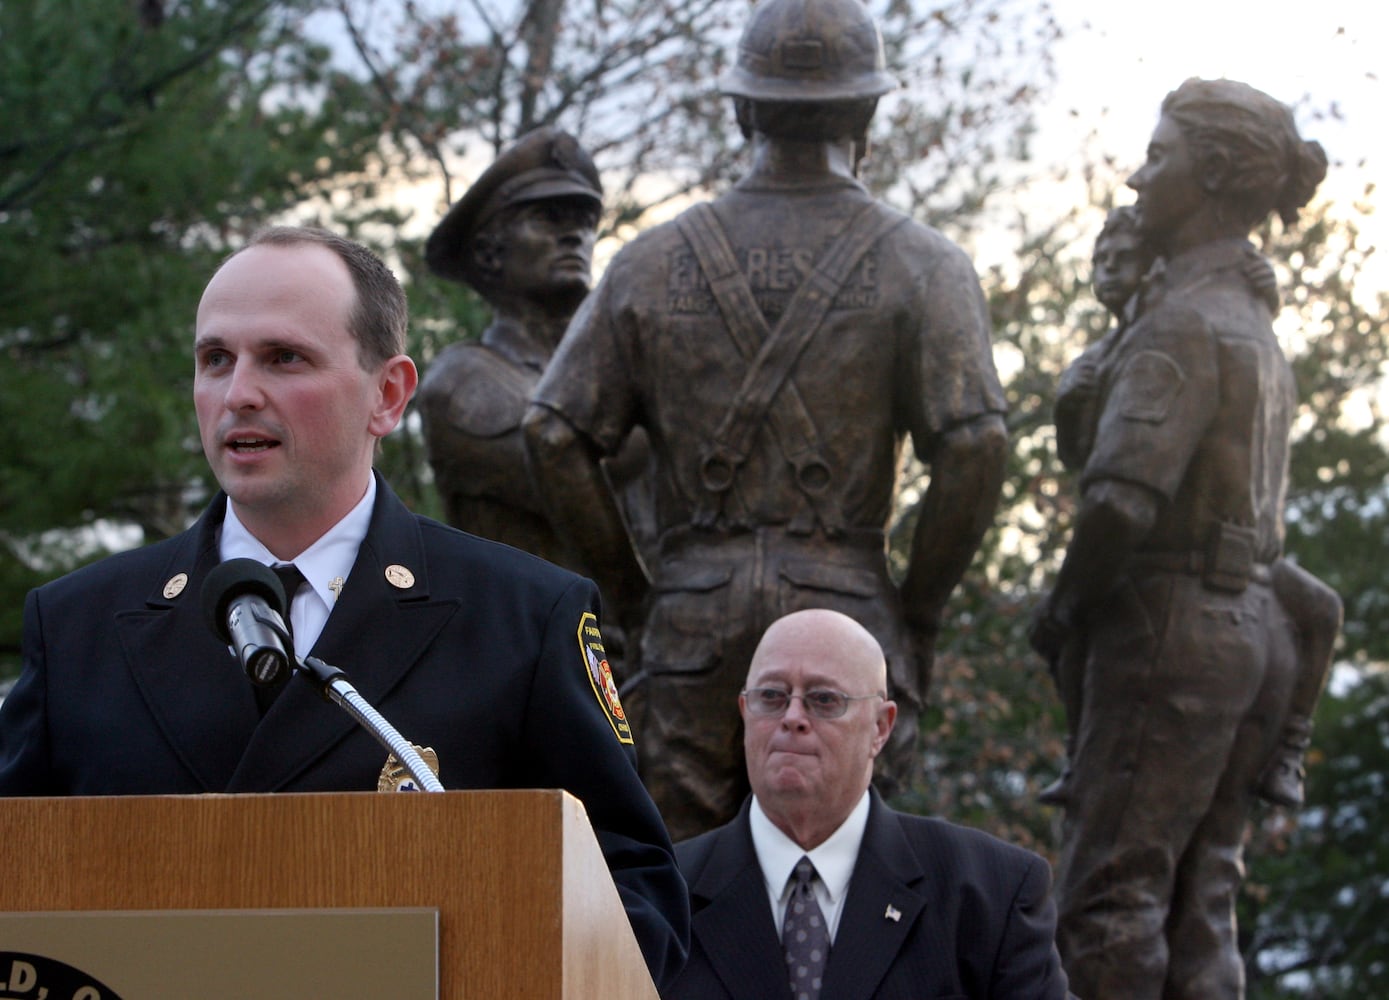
[656,523,887,564]
[1127,550,1272,587]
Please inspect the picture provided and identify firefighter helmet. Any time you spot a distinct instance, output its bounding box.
[719,0,897,103]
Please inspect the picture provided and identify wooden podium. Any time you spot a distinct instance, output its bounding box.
[0,790,660,999]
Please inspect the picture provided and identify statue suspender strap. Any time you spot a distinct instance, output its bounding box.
[676,199,909,535]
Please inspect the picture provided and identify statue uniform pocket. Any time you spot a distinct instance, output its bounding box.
[777,558,883,619]
[642,563,734,676]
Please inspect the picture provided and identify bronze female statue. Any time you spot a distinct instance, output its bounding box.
[1030,78,1335,999]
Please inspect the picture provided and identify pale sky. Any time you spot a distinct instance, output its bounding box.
[1015,0,1386,291]
[381,0,1385,287]
[1039,0,1383,209]
[1021,0,1385,427]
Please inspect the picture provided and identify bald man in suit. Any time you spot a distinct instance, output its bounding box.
[667,609,1069,999]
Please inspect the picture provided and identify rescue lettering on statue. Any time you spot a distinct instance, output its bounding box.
[666,247,879,314]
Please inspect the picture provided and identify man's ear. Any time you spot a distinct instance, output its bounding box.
[870,699,898,758]
[369,355,418,439]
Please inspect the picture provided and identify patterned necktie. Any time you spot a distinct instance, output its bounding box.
[783,856,830,1000]
[256,563,305,715]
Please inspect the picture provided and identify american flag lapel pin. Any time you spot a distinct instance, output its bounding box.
[884,904,902,922]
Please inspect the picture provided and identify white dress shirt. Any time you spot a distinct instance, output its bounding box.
[750,789,871,942]
[218,475,376,655]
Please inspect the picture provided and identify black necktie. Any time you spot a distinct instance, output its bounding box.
[783,856,830,1000]
[272,563,306,628]
[255,563,305,715]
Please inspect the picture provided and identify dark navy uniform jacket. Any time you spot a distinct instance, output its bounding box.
[0,474,689,989]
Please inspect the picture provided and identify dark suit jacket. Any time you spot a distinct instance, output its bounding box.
[0,474,689,989]
[668,790,1069,999]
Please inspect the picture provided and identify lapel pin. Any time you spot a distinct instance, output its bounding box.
[329,576,345,602]
[162,573,188,599]
[884,904,902,923]
[385,564,415,590]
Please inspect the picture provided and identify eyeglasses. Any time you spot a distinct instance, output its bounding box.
[741,687,883,720]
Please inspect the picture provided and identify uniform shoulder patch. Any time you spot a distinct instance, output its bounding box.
[1116,349,1185,423]
[577,612,633,745]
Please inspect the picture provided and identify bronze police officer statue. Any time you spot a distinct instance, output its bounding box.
[525,0,1008,840]
[1030,79,1338,998]
[420,127,655,576]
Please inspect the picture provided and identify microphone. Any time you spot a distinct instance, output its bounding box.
[200,559,443,792]
[201,558,294,686]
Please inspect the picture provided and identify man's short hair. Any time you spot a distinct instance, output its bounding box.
[236,225,409,369]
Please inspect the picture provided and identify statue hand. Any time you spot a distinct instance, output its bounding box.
[1027,598,1070,670]
[1072,356,1099,392]
[1058,354,1099,404]
[904,618,939,698]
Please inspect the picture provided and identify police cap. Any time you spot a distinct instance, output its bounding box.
[426,126,602,285]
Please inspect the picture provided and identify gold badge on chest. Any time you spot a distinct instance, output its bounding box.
[377,745,440,792]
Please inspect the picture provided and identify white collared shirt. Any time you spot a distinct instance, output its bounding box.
[750,790,871,942]
[218,475,377,655]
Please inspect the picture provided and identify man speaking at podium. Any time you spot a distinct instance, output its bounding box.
[0,226,689,990]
